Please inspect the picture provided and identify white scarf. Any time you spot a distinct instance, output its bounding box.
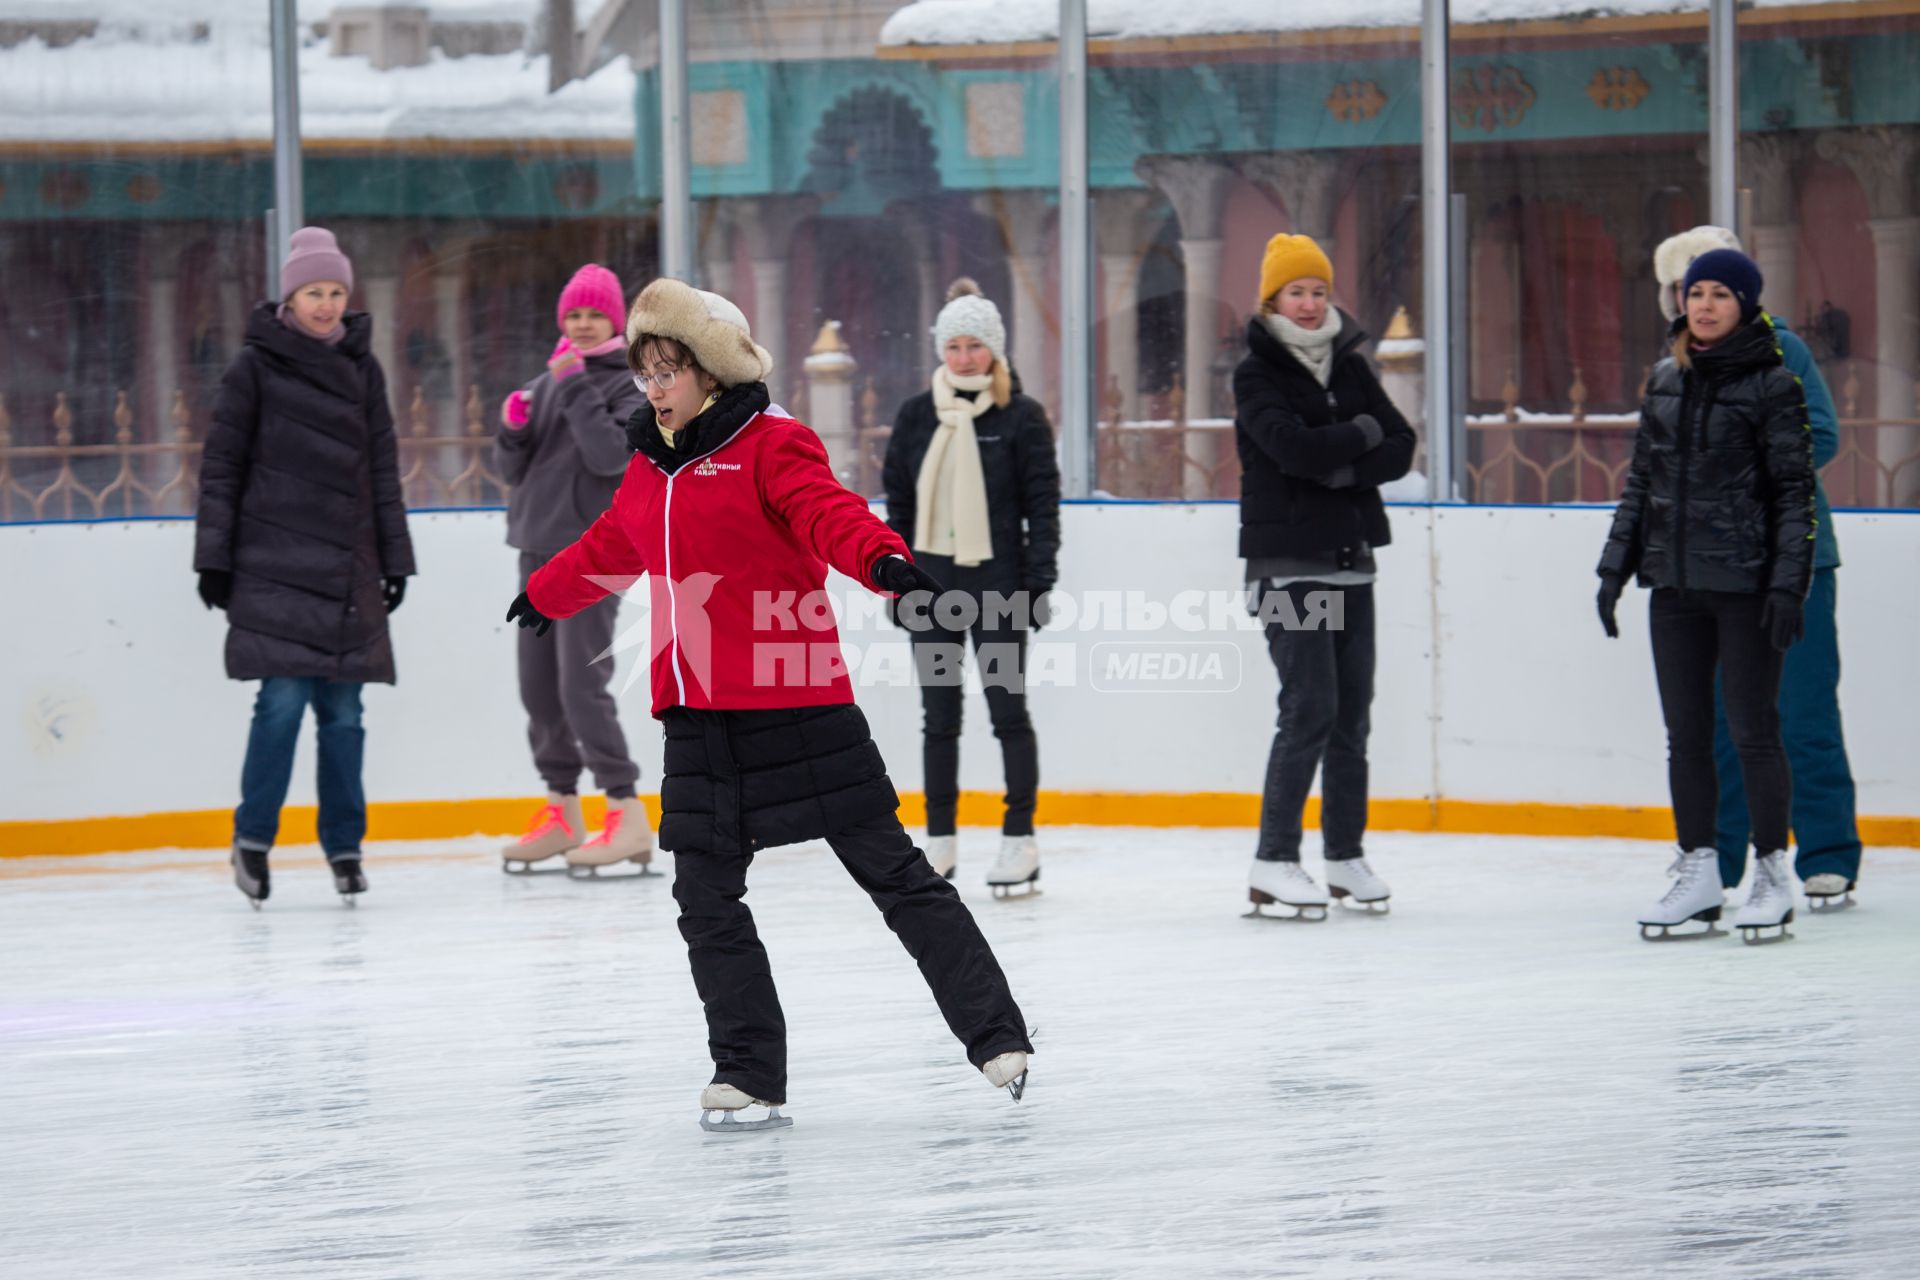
[1264,308,1343,387]
[915,366,996,566]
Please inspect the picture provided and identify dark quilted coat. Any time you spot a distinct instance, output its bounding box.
[193,304,416,683]
[1598,314,1815,598]
[1232,312,1417,562]
[658,705,899,854]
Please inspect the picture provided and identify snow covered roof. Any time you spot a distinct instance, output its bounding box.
[880,0,1880,48]
[0,2,633,146]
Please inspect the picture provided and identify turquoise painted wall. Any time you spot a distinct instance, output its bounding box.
[5,31,1914,222]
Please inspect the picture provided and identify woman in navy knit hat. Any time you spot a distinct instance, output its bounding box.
[1596,248,1817,944]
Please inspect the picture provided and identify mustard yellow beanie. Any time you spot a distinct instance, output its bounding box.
[1258,233,1334,306]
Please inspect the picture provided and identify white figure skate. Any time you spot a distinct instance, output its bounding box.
[1245,858,1328,922]
[1638,847,1725,940]
[698,1083,792,1134]
[1734,851,1796,945]
[923,834,957,880]
[1803,872,1857,913]
[987,836,1040,898]
[1326,857,1391,913]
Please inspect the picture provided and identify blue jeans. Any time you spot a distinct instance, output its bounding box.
[1713,568,1862,886]
[233,677,367,859]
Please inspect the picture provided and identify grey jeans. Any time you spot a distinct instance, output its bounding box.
[518,550,640,797]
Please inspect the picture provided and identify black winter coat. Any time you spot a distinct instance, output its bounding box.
[881,385,1063,590]
[1598,316,1815,597]
[658,704,898,853]
[1232,313,1417,562]
[194,305,415,683]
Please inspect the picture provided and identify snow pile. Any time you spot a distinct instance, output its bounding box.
[881,0,1852,47]
[0,4,634,143]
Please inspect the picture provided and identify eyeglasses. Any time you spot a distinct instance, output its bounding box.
[632,367,680,393]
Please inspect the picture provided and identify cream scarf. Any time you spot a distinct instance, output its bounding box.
[914,366,996,565]
[1264,308,1343,387]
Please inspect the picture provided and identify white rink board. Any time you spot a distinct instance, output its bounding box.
[1,504,1915,826]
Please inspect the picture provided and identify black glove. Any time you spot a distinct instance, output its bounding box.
[506,591,554,638]
[1354,413,1384,451]
[197,569,232,611]
[1027,586,1054,631]
[1759,590,1804,652]
[1596,574,1623,639]
[871,555,947,599]
[1324,465,1356,489]
[383,576,407,614]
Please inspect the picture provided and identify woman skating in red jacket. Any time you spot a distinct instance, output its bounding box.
[507,279,1032,1131]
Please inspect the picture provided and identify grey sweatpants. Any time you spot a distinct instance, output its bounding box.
[518,550,640,797]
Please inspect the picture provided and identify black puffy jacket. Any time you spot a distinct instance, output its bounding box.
[1232,313,1417,562]
[193,304,415,683]
[881,383,1063,590]
[1598,315,1815,597]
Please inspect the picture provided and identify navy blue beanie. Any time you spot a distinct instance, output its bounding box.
[1681,248,1764,323]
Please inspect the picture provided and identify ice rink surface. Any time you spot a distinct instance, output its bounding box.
[3,827,1916,1280]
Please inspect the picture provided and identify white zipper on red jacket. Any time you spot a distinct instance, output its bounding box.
[645,413,762,707]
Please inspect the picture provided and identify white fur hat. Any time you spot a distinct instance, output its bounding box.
[1654,225,1742,321]
[933,278,1007,364]
[625,277,772,388]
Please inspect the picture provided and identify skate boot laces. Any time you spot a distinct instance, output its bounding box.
[1661,852,1712,906]
[518,803,573,844]
[582,808,624,848]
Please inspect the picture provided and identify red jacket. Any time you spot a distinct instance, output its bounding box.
[527,395,908,716]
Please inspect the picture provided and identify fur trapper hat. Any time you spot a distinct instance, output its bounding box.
[1654,225,1742,321]
[625,278,772,388]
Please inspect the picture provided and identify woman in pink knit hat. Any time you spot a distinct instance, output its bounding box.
[495,264,654,877]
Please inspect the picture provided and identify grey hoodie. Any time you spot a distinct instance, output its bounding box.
[495,348,645,556]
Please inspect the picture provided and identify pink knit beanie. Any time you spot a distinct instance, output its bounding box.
[280,226,354,300]
[556,264,626,332]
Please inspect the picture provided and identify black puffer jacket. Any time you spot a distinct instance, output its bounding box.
[1232,313,1417,562]
[194,305,415,683]
[658,705,898,853]
[881,382,1062,590]
[1598,315,1815,597]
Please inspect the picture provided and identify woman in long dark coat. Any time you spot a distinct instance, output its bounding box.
[193,226,414,908]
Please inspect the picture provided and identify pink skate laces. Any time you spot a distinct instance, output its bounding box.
[517,802,574,844]
[582,808,625,849]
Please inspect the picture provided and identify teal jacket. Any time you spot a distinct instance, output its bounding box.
[1773,320,1841,570]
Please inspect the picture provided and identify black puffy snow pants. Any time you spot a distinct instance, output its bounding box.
[672,811,1033,1104]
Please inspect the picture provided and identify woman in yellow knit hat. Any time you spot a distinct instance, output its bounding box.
[1234,233,1416,921]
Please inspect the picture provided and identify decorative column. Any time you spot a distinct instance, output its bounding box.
[1238,151,1347,265]
[1136,155,1234,423]
[433,262,469,436]
[1740,134,1802,322]
[803,321,858,483]
[1818,126,1920,501]
[362,274,402,392]
[1093,189,1157,421]
[699,200,737,298]
[147,272,179,444]
[978,189,1056,393]
[738,195,817,406]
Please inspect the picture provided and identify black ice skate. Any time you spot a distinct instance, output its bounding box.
[698,1083,792,1134]
[329,855,368,907]
[231,841,270,910]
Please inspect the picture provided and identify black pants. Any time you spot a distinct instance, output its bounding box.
[1254,581,1375,863]
[907,559,1039,838]
[1649,588,1790,854]
[671,812,1032,1103]
[517,551,639,797]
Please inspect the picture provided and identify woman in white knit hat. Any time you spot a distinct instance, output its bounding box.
[882,278,1063,896]
[507,278,1034,1129]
